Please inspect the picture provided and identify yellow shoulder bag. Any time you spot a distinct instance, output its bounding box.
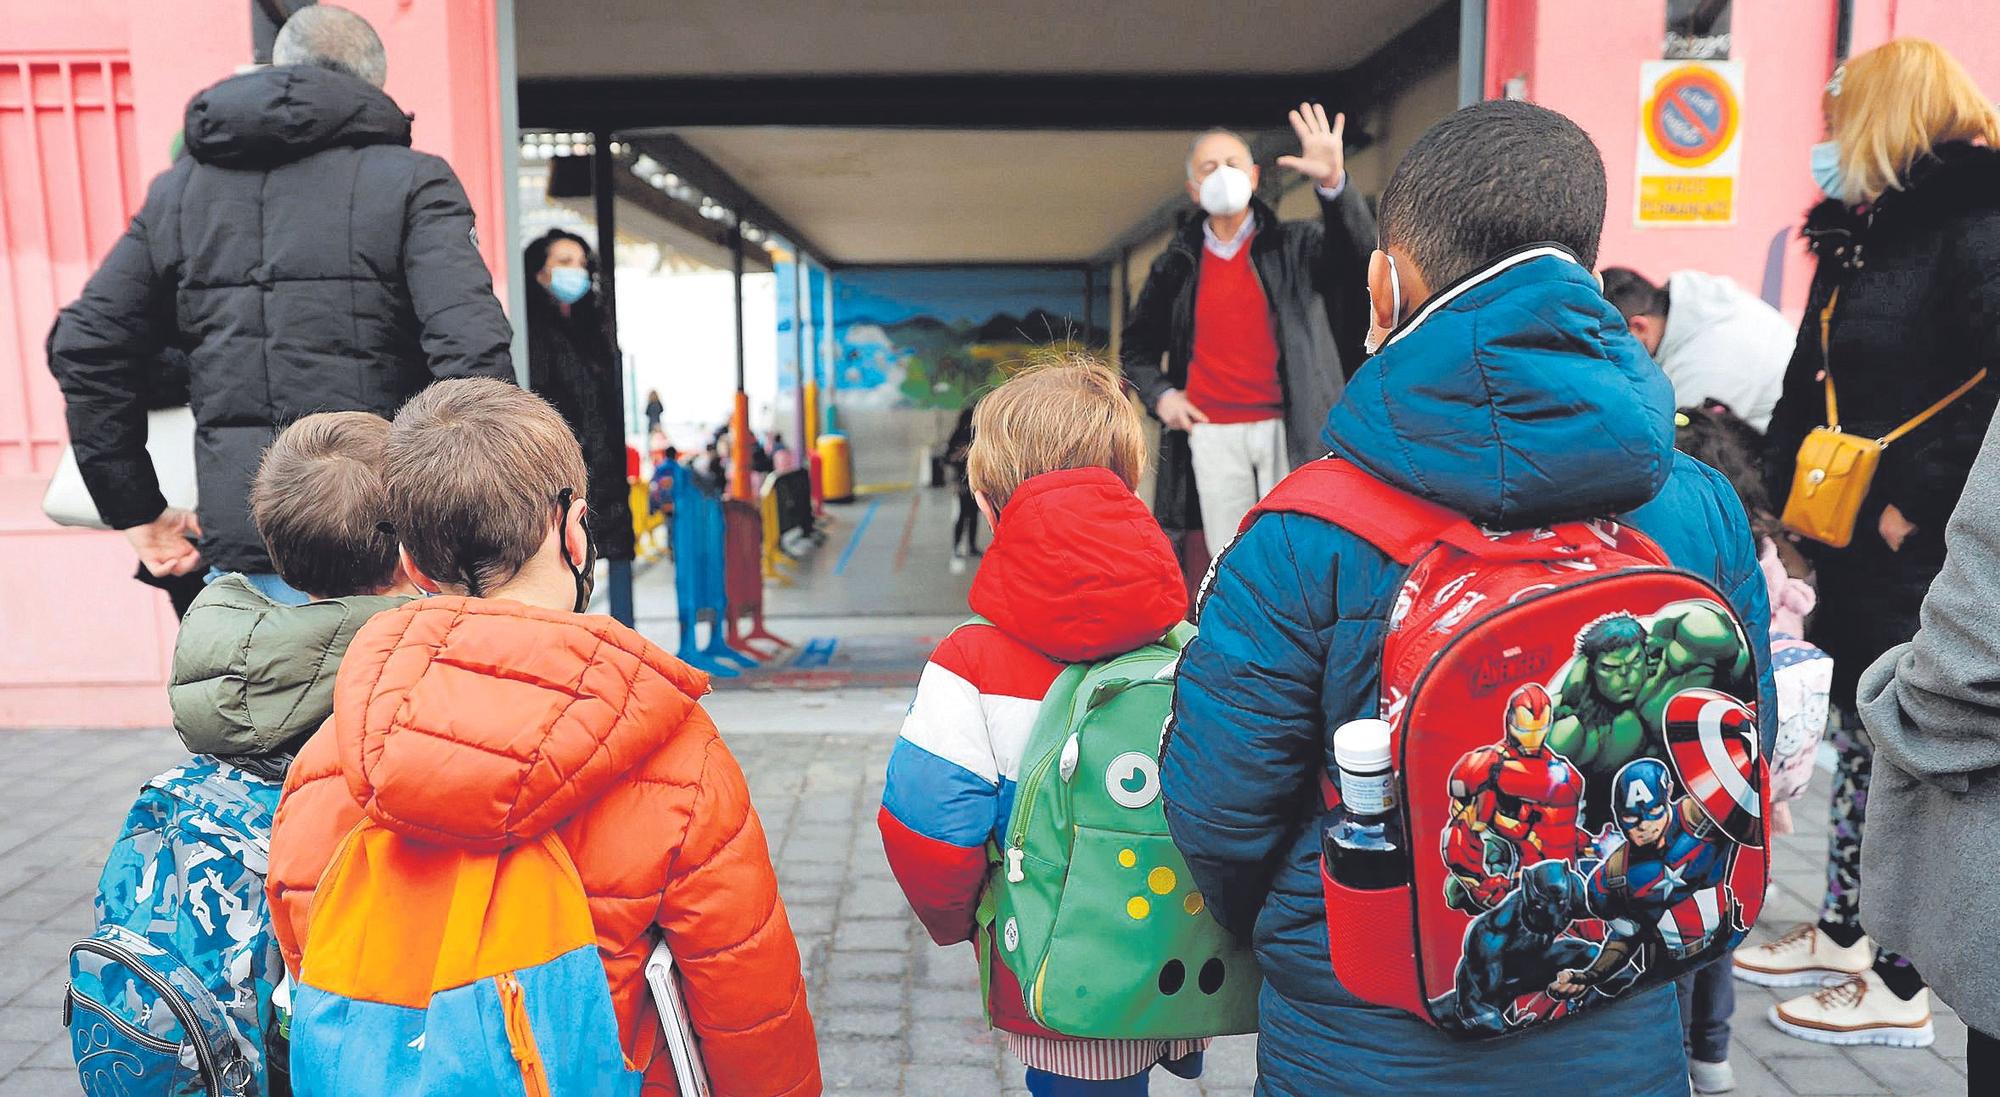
[1781,288,1989,548]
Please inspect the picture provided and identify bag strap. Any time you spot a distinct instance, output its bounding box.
[1244,458,1619,565]
[1820,286,1987,445]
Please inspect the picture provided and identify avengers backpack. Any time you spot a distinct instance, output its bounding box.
[68,758,287,1096]
[979,620,1262,1040]
[1245,459,1769,1039]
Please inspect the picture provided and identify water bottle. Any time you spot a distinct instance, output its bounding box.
[1322,719,1410,890]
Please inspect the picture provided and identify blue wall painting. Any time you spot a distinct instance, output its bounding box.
[825,267,1111,410]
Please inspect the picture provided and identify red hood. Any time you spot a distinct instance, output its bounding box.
[968,468,1188,662]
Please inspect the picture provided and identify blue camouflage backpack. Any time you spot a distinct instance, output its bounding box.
[66,758,288,1097]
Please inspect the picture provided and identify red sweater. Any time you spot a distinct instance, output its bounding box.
[1185,245,1282,423]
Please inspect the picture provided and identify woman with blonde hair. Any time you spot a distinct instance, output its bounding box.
[1749,37,2000,1051]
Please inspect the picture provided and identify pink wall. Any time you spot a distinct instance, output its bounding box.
[1,0,506,728]
[1483,0,1999,320]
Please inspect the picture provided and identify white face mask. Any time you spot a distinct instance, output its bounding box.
[1198,165,1254,217]
[1364,254,1403,355]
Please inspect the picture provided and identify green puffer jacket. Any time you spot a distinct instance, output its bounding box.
[169,574,408,776]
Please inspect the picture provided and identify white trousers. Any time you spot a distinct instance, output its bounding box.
[1188,417,1290,553]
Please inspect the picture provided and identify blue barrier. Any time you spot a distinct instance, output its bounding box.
[667,466,760,677]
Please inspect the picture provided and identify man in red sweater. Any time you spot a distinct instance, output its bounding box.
[1122,104,1375,558]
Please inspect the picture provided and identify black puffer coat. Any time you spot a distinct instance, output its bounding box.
[1764,142,2000,704]
[1120,189,1375,532]
[48,65,514,573]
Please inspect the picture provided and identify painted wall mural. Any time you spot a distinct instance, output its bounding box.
[828,267,1111,410]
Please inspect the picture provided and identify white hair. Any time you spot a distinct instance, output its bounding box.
[273,5,388,88]
[1187,128,1252,179]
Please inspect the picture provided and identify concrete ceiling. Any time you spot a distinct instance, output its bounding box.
[661,127,1207,264]
[514,0,1440,79]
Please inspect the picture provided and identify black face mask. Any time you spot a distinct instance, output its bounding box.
[556,488,598,613]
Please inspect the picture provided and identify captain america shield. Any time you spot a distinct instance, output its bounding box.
[1663,688,1765,848]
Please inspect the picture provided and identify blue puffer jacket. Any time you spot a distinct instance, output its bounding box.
[1161,249,1776,1097]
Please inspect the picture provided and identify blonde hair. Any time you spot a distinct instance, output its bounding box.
[385,378,588,597]
[966,353,1147,511]
[1831,38,2000,203]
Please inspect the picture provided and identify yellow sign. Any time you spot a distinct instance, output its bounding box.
[1638,176,1736,223]
[1636,60,1744,226]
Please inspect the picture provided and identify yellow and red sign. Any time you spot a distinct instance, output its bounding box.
[1636,60,1744,226]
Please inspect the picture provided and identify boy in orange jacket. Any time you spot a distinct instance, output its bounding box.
[267,378,819,1096]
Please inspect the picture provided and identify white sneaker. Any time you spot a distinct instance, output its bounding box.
[1768,970,1935,1048]
[1690,1059,1735,1093]
[1732,923,1873,987]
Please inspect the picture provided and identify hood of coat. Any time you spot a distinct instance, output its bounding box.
[184,65,412,171]
[969,468,1189,662]
[1805,141,2000,253]
[326,597,711,849]
[1323,247,1677,528]
[169,574,408,759]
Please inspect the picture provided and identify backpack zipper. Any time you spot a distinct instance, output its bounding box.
[1002,651,1156,879]
[497,971,553,1097]
[71,936,236,1091]
[66,985,183,1054]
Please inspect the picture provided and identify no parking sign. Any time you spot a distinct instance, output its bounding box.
[1636,60,1744,226]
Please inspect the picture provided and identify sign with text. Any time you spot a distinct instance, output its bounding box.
[1636,60,1744,226]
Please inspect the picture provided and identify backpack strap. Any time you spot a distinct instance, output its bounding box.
[1241,458,1476,564]
[1243,458,1628,566]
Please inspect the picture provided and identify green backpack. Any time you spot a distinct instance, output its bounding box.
[977,620,1262,1040]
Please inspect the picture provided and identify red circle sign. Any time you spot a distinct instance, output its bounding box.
[1645,65,1738,169]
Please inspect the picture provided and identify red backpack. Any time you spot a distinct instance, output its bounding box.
[1242,458,1768,1039]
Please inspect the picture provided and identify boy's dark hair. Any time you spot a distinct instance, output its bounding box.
[1600,267,1671,320]
[1675,401,1777,539]
[250,412,399,597]
[1378,100,1607,286]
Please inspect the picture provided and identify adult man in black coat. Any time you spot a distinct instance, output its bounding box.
[47,6,513,600]
[1121,104,1374,556]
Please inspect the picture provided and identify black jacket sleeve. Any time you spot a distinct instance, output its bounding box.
[1877,209,2000,532]
[1120,250,1191,415]
[402,155,516,382]
[46,179,176,530]
[1761,306,1823,511]
[1309,182,1377,299]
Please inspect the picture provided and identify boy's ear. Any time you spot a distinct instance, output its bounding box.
[1368,250,1398,331]
[975,491,999,531]
[398,546,443,596]
[563,497,591,565]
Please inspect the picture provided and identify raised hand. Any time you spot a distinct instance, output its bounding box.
[1275,102,1347,189]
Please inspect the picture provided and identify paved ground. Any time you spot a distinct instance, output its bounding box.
[0,707,1970,1096]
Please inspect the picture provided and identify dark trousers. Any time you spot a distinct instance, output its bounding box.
[1971,1028,1998,1097]
[953,485,980,552]
[1676,950,1736,1064]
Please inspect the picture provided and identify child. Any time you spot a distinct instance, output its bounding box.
[878,358,1204,1095]
[75,412,413,1097]
[266,379,819,1096]
[1670,403,1833,1093]
[1158,100,1776,1095]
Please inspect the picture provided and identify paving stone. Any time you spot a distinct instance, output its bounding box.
[908,1017,997,1066]
[836,917,912,953]
[1764,1053,1891,1095]
[824,1007,906,1038]
[825,949,910,983]
[821,979,907,1010]
[903,1064,1002,1094]
[910,987,987,1020]
[817,1034,905,1091]
[1845,1045,1971,1093]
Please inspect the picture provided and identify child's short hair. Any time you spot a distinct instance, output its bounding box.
[385,378,587,596]
[1378,99,1607,287]
[967,354,1145,511]
[250,411,398,597]
[1675,401,1776,539]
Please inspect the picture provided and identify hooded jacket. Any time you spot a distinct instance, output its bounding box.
[1654,270,1794,431]
[878,468,1188,1040]
[1121,190,1376,533]
[268,598,820,1097]
[1762,142,2000,706]
[168,574,407,778]
[1160,249,1776,1096]
[47,65,514,574]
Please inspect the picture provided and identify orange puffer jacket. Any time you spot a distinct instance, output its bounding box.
[267,597,821,1096]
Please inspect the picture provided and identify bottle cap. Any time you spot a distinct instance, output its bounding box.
[1334,719,1393,774]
